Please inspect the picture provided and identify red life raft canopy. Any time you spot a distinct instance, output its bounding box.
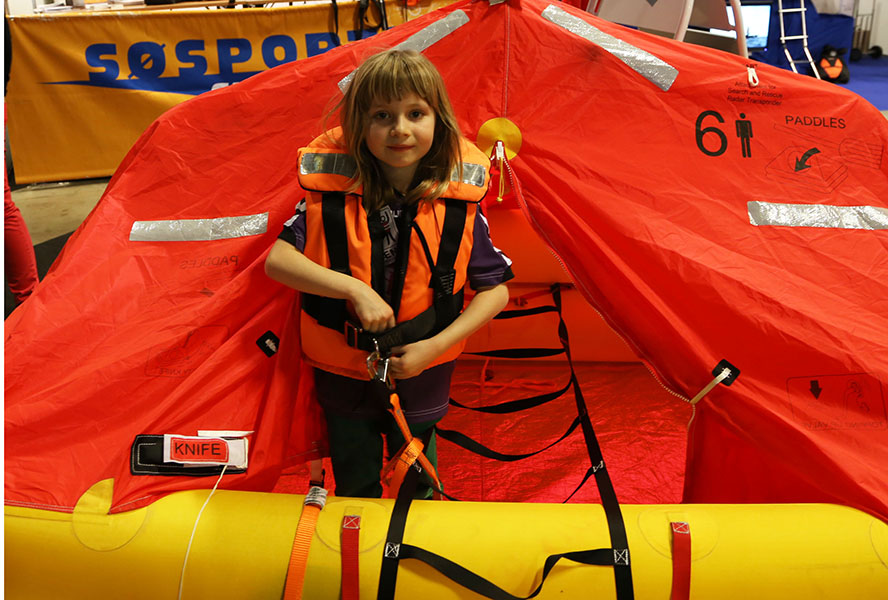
[5,0,888,522]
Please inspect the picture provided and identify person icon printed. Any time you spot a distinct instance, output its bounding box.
[736,113,753,158]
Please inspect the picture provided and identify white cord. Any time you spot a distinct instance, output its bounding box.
[686,368,733,429]
[689,368,732,406]
[177,465,228,600]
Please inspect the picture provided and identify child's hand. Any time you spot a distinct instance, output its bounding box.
[389,338,443,380]
[350,282,396,333]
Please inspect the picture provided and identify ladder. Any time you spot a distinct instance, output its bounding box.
[777,0,821,79]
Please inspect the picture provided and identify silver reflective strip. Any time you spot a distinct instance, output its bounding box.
[452,162,487,188]
[338,10,470,93]
[541,5,678,92]
[130,213,268,242]
[300,152,357,179]
[748,201,888,230]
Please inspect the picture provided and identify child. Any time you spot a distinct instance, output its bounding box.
[265,49,513,498]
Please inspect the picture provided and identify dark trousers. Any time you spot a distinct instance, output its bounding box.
[323,408,439,499]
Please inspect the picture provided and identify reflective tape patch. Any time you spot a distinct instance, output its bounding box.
[748,201,888,230]
[338,10,470,92]
[541,5,678,92]
[300,152,358,179]
[452,162,487,187]
[303,152,485,188]
[130,213,268,242]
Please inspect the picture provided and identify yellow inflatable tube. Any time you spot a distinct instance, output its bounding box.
[6,480,888,598]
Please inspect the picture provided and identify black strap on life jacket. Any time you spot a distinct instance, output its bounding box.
[302,193,351,331]
[410,198,467,335]
[302,193,467,354]
[367,208,388,300]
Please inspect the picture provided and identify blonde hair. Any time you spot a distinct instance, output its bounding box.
[333,49,463,211]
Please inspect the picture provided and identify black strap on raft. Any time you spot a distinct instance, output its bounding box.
[549,284,634,599]
[431,284,634,599]
[464,305,566,359]
[377,456,626,600]
[393,546,623,600]
[377,454,422,598]
[438,416,582,462]
[302,194,467,354]
[377,451,629,600]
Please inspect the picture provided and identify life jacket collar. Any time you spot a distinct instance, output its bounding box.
[297,128,490,202]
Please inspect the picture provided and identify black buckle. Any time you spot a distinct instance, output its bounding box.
[344,320,361,348]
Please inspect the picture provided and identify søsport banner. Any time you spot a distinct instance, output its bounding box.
[6,2,449,184]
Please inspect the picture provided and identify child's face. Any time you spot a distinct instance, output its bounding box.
[364,92,436,192]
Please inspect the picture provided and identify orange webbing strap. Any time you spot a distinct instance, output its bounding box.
[381,436,425,493]
[282,487,328,600]
[384,392,443,498]
[670,522,691,600]
[340,514,362,600]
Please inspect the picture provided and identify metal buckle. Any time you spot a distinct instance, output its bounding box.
[366,338,394,390]
[344,320,361,348]
[366,338,381,380]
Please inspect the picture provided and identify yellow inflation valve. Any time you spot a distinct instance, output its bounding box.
[477,118,523,203]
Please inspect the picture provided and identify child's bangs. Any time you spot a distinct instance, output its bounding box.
[362,55,439,108]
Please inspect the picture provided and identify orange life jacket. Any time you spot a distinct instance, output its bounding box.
[296,129,491,379]
[819,57,843,80]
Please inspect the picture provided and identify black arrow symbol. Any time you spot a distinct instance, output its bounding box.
[810,380,823,399]
[795,147,820,171]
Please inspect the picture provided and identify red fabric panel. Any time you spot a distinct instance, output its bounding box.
[4,0,886,522]
[440,361,687,504]
[273,361,688,505]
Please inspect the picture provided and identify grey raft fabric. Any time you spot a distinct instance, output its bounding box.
[129,213,269,242]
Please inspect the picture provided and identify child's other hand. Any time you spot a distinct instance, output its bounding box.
[389,339,443,380]
[350,282,396,333]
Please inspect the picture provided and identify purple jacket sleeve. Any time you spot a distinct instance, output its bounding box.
[277,198,307,251]
[467,206,514,290]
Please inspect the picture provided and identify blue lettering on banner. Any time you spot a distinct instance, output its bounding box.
[128,42,166,79]
[262,35,298,68]
[217,38,252,79]
[86,43,119,84]
[46,30,377,96]
[176,40,208,79]
[305,32,339,57]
